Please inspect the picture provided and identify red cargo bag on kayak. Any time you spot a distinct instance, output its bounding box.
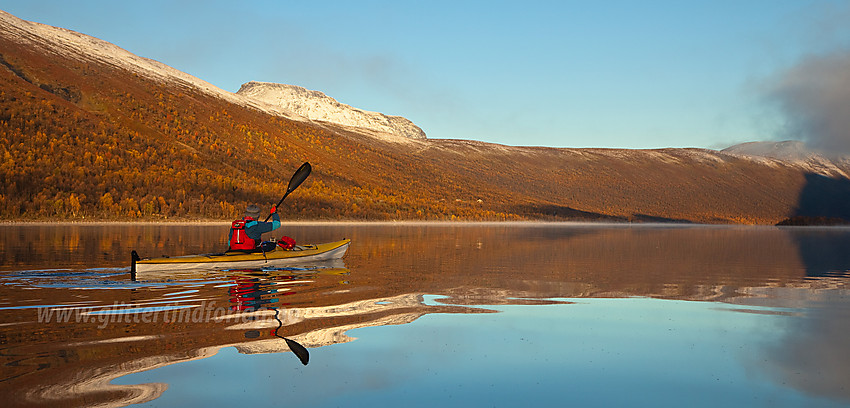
[277,236,296,250]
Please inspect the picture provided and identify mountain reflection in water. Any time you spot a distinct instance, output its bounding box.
[0,223,849,407]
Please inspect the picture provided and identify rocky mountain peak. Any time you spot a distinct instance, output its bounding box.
[236,81,426,140]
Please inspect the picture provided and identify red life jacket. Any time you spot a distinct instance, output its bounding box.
[229,218,257,250]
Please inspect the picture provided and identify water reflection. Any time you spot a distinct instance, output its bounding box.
[0,223,232,271]
[757,288,850,402]
[0,263,353,406]
[785,227,850,278]
[227,267,353,366]
[1,223,849,407]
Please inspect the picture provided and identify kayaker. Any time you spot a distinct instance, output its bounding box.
[227,204,281,252]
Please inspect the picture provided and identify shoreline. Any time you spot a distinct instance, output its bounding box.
[2,219,837,228]
[1,220,232,226]
[1,219,684,226]
[3,216,848,228]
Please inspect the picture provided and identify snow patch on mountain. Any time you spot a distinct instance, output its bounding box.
[236,82,426,140]
[722,141,817,161]
[0,10,265,111]
[722,141,850,178]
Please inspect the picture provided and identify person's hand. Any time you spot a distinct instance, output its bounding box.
[270,205,277,214]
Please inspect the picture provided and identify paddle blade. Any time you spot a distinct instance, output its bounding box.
[265,162,312,222]
[284,337,310,366]
[287,162,312,194]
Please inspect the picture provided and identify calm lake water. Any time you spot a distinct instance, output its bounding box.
[1,222,850,407]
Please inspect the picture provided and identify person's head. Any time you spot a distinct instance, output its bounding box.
[244,204,261,220]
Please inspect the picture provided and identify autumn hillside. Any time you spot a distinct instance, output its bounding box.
[2,10,850,224]
[0,11,495,221]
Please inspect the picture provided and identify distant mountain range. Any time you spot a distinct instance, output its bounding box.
[2,9,849,224]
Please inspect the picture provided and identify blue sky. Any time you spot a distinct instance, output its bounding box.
[4,1,850,149]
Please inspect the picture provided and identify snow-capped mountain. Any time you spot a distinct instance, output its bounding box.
[236,82,426,140]
[0,10,424,141]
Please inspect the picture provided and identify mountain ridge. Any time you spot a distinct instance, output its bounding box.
[2,9,850,224]
[0,10,424,141]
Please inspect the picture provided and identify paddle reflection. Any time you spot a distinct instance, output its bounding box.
[226,266,351,366]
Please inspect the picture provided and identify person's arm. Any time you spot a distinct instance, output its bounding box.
[245,212,280,239]
[269,211,280,230]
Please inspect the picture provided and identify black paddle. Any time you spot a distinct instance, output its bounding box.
[273,308,310,365]
[264,162,312,222]
[242,308,309,365]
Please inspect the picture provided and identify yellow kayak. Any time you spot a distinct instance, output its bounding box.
[131,239,350,273]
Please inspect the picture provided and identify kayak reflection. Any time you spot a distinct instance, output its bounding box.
[227,266,351,365]
[225,266,350,311]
